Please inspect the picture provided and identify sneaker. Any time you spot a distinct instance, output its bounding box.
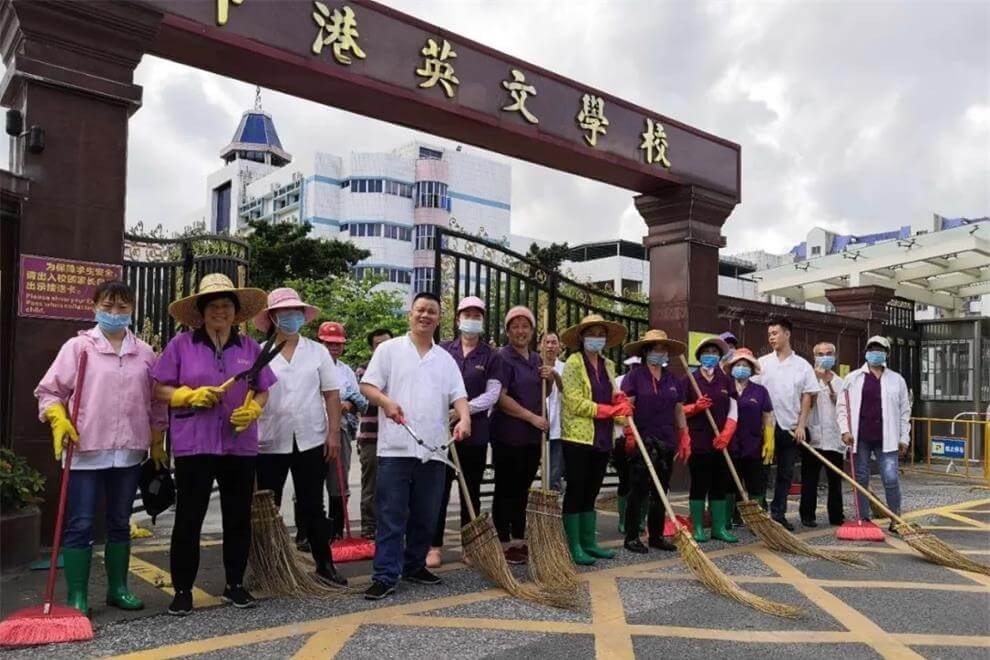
[315,564,348,588]
[364,580,395,600]
[426,547,443,569]
[648,537,677,552]
[624,538,648,554]
[295,531,311,553]
[888,522,899,536]
[167,590,193,616]
[504,546,526,565]
[773,517,795,532]
[221,584,257,609]
[403,567,442,585]
[801,519,819,528]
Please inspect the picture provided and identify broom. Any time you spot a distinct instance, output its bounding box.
[627,417,801,618]
[331,449,375,562]
[835,391,885,542]
[795,435,990,576]
[678,355,871,569]
[0,351,94,646]
[449,442,576,609]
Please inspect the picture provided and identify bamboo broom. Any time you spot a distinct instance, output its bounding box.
[794,435,990,576]
[627,417,801,618]
[678,355,871,569]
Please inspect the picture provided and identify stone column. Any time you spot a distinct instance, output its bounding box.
[824,285,896,338]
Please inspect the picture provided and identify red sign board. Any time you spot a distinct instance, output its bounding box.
[18,254,122,321]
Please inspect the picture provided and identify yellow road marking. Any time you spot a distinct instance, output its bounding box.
[588,571,635,659]
[126,553,221,608]
[937,511,990,529]
[292,624,360,659]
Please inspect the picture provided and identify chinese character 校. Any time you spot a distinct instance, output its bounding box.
[640,118,671,168]
[576,93,608,147]
[501,69,538,124]
[311,3,366,65]
[216,0,244,26]
[416,38,458,98]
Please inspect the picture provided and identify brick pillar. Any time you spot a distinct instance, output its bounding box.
[824,285,896,338]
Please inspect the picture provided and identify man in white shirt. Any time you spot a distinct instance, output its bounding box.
[360,292,470,600]
[541,331,566,492]
[800,342,847,527]
[754,316,820,531]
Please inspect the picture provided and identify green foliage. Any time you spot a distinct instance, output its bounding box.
[247,219,369,291]
[0,448,45,513]
[525,241,570,273]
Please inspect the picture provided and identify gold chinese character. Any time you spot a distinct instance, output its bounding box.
[640,118,671,168]
[46,262,56,272]
[216,0,244,26]
[576,93,609,147]
[311,3,366,65]
[25,281,35,291]
[501,69,538,124]
[57,284,67,294]
[26,271,35,281]
[416,38,458,98]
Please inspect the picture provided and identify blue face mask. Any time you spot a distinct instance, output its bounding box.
[646,351,668,367]
[731,365,752,380]
[275,310,306,335]
[699,354,720,369]
[816,355,836,370]
[865,350,887,367]
[584,336,607,353]
[95,310,131,334]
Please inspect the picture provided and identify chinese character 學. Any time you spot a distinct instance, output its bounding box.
[640,118,671,168]
[576,94,609,147]
[311,3,366,65]
[501,69,538,124]
[416,38,458,98]
[216,0,244,26]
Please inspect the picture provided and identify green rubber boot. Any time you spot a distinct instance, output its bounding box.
[711,500,739,543]
[563,514,596,565]
[105,542,144,610]
[63,547,92,615]
[616,495,627,535]
[579,511,616,559]
[689,500,709,543]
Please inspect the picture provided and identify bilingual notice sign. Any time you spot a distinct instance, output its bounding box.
[18,254,122,321]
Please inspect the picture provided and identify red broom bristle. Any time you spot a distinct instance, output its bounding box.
[0,605,93,647]
[835,520,886,542]
[331,537,375,563]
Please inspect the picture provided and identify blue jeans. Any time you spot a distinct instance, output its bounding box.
[63,465,142,549]
[854,444,901,517]
[373,457,445,587]
[549,438,565,492]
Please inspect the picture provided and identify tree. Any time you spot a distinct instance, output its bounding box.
[526,241,570,272]
[247,219,369,291]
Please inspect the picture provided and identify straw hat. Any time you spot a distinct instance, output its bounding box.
[168,273,267,327]
[560,313,627,350]
[252,287,320,333]
[725,347,760,374]
[623,329,686,357]
[694,335,730,361]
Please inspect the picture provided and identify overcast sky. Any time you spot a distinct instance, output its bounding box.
[117,0,989,255]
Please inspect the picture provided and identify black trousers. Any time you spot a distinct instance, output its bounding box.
[433,443,488,548]
[256,441,334,568]
[171,454,256,591]
[799,446,845,525]
[771,425,807,519]
[562,442,610,515]
[625,439,673,543]
[612,443,631,498]
[688,451,730,501]
[730,454,765,501]
[492,442,540,542]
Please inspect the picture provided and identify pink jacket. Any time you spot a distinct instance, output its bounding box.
[35,326,168,452]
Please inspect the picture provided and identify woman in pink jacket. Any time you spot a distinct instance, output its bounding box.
[34,280,168,616]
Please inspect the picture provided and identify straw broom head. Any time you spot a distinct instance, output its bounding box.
[526,488,583,603]
[894,522,990,576]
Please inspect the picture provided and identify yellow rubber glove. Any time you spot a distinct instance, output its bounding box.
[45,403,78,461]
[230,398,263,432]
[150,429,167,470]
[170,385,223,409]
[762,425,775,465]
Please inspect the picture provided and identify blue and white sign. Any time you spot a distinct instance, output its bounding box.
[930,436,966,459]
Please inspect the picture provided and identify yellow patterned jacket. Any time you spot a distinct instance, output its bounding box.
[561,351,617,445]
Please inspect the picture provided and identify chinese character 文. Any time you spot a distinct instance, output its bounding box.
[576,93,609,147]
[640,118,671,168]
[416,38,458,98]
[501,69,538,124]
[311,3,366,65]
[216,0,244,26]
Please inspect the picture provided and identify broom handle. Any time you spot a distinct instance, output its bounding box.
[627,417,684,533]
[677,354,749,500]
[540,307,549,490]
[448,441,478,521]
[843,389,866,522]
[334,447,353,539]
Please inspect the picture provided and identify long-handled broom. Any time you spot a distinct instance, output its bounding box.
[331,452,375,562]
[627,417,801,618]
[678,355,871,569]
[0,351,94,646]
[835,391,885,542]
[795,435,990,576]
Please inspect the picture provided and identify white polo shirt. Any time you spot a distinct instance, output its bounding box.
[810,373,846,453]
[259,337,338,454]
[361,334,468,462]
[754,350,820,430]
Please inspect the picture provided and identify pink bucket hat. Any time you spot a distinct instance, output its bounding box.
[504,305,535,330]
[252,287,320,333]
[457,296,486,315]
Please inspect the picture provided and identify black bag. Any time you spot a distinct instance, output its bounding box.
[138,459,175,524]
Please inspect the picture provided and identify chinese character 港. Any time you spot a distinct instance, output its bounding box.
[311,3,366,65]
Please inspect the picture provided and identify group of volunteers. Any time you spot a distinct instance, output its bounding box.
[35,272,913,616]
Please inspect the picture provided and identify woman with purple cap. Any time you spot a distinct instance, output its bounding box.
[427,296,504,568]
[253,287,346,587]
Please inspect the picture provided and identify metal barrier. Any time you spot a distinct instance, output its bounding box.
[905,417,989,482]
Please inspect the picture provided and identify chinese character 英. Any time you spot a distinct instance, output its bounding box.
[501,69,538,124]
[311,3,366,65]
[216,0,244,26]
[640,118,671,168]
[416,38,458,98]
[576,93,609,147]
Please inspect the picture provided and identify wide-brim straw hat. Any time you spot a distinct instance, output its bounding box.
[168,273,267,328]
[725,347,760,373]
[252,287,320,333]
[623,329,686,357]
[694,335,730,361]
[560,313,627,350]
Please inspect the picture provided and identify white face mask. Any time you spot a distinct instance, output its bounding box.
[458,318,484,335]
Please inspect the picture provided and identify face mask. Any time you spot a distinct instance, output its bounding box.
[865,350,887,367]
[646,351,668,367]
[275,310,306,335]
[816,355,836,370]
[584,337,607,353]
[458,318,484,335]
[699,354,720,369]
[731,365,752,380]
[96,310,131,334]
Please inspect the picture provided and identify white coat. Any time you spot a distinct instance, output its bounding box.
[835,364,911,454]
